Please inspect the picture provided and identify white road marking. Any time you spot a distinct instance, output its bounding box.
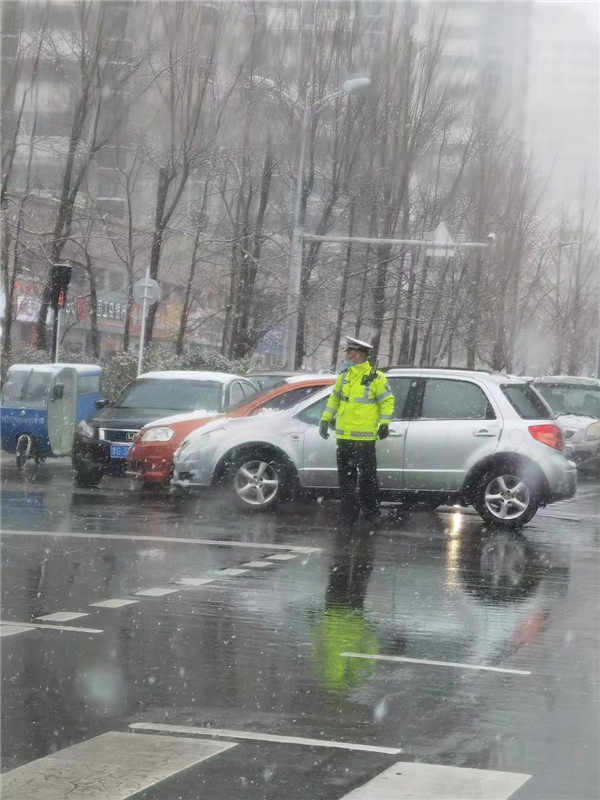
[267,553,297,562]
[218,568,249,576]
[90,599,138,609]
[35,611,89,622]
[1,528,322,553]
[342,652,531,676]
[241,561,274,568]
[0,620,103,633]
[134,587,179,597]
[176,577,216,586]
[129,722,402,755]
[0,731,236,800]
[338,761,530,799]
[0,624,33,637]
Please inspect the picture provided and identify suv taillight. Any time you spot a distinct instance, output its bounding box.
[528,424,563,451]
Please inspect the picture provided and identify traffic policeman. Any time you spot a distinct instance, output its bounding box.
[319,336,394,526]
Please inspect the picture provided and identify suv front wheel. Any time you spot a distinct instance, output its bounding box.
[474,468,540,528]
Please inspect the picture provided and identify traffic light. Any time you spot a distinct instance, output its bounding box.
[50,264,72,309]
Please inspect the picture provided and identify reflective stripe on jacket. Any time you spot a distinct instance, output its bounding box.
[320,361,394,441]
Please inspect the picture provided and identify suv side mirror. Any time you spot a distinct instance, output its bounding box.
[52,383,64,401]
[94,398,108,409]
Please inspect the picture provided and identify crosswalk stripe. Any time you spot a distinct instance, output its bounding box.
[218,568,249,576]
[338,761,530,799]
[0,732,236,800]
[90,599,138,609]
[35,611,89,622]
[267,553,297,562]
[129,722,402,755]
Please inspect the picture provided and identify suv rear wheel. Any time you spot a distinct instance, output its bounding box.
[474,469,540,528]
[230,455,286,511]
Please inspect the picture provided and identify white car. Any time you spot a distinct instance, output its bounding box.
[532,376,600,470]
[172,368,576,528]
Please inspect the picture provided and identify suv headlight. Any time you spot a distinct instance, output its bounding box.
[140,427,174,442]
[77,420,95,439]
[586,421,600,441]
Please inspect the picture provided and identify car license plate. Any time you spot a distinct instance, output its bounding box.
[110,444,131,459]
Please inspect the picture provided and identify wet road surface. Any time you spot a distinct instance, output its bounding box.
[1,457,599,799]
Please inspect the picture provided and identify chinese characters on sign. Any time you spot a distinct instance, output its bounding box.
[97,299,127,322]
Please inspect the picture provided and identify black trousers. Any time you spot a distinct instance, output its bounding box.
[336,439,380,522]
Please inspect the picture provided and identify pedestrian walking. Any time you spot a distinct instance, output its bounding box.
[319,336,394,528]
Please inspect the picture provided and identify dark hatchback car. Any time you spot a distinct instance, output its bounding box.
[72,370,259,486]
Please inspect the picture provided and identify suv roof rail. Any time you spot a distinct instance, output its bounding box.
[383,365,491,374]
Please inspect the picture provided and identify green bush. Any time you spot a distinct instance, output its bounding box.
[1,342,251,401]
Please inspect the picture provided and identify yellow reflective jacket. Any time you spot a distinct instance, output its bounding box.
[321,361,394,441]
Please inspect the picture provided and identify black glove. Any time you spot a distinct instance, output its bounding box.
[378,424,389,440]
[319,420,329,440]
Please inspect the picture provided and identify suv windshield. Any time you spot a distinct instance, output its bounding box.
[1,370,51,409]
[536,384,600,418]
[113,379,224,412]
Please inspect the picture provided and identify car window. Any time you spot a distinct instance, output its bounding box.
[1,370,52,409]
[229,382,245,405]
[253,385,323,413]
[387,377,413,419]
[294,394,331,425]
[420,378,494,420]
[77,374,100,395]
[113,379,224,412]
[502,384,553,420]
[250,375,287,391]
[240,380,259,399]
[535,384,600,417]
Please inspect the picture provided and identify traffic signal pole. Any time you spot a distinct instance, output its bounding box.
[49,264,73,363]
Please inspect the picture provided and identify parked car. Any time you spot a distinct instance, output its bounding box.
[532,376,600,469]
[127,374,336,485]
[72,370,260,487]
[172,368,577,528]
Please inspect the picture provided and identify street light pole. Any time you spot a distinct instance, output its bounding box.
[270,76,370,369]
[283,104,309,371]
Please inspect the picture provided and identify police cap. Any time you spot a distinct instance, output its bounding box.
[345,336,372,353]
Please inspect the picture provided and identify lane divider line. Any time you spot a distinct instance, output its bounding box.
[341,652,531,675]
[0,529,322,554]
[1,620,103,634]
[134,587,179,597]
[241,561,274,569]
[129,722,403,755]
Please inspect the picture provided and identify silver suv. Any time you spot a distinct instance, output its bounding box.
[172,368,577,527]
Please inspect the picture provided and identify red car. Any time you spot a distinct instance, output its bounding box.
[127,375,335,485]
